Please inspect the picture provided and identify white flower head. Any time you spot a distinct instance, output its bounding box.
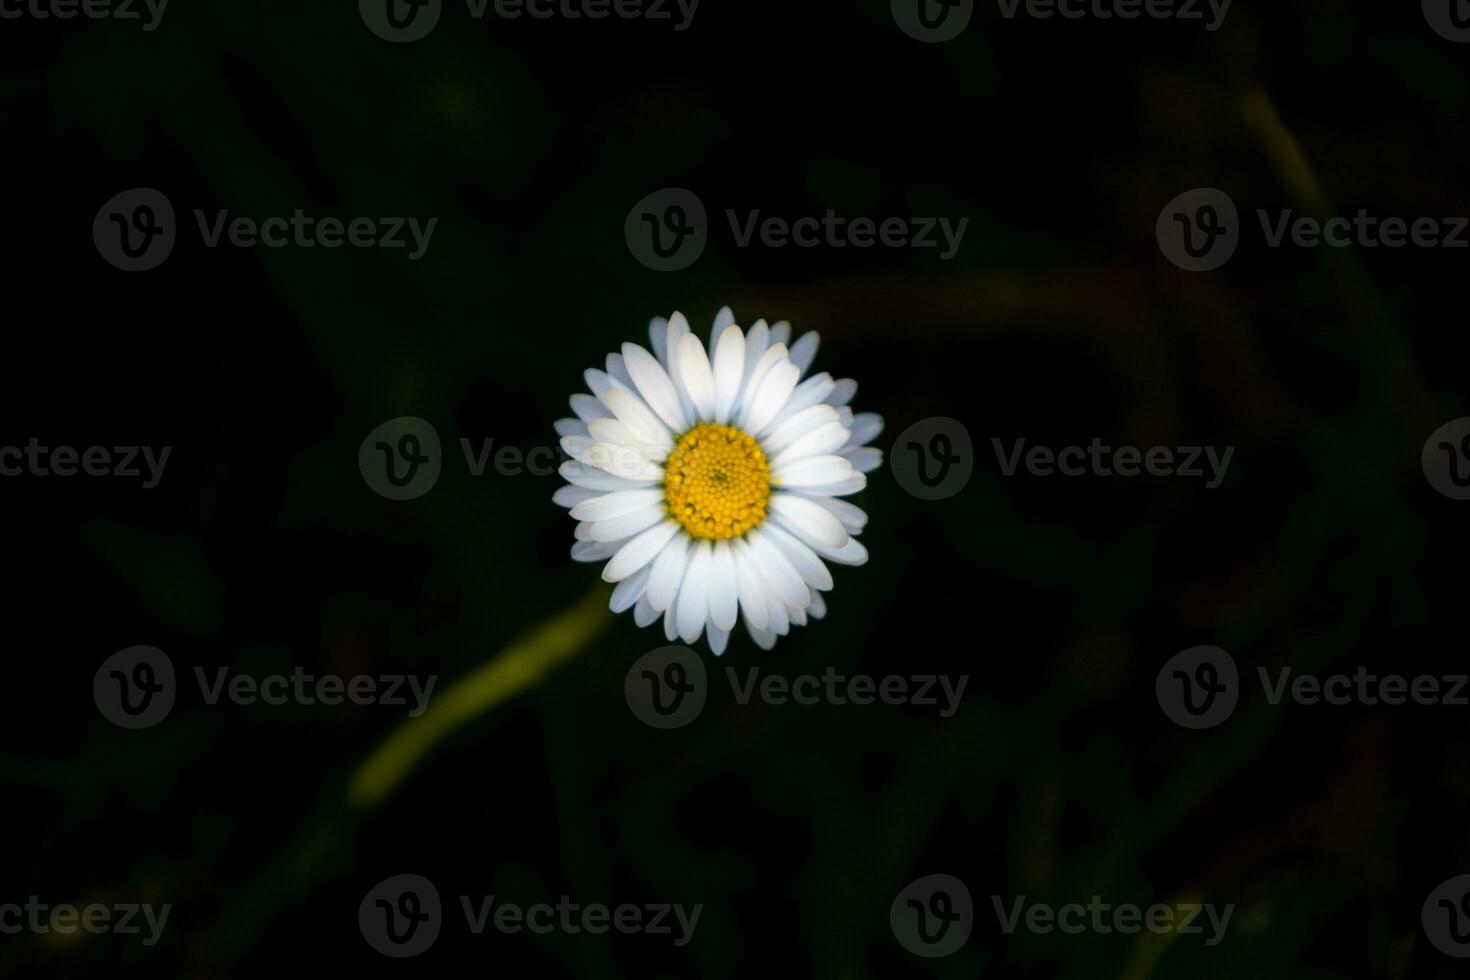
[553,308,883,654]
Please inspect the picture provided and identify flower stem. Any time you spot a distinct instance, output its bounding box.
[346,586,612,809]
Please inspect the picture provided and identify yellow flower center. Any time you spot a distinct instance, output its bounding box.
[663,423,771,540]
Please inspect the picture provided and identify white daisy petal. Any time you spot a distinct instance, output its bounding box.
[743,361,802,435]
[570,393,610,423]
[769,320,792,347]
[709,541,739,631]
[559,461,652,492]
[573,521,592,541]
[769,493,848,550]
[762,404,840,456]
[826,378,858,407]
[712,305,736,339]
[773,455,857,489]
[633,595,660,627]
[676,332,717,422]
[665,313,696,419]
[761,522,834,591]
[553,485,601,509]
[663,604,679,642]
[606,352,635,390]
[765,590,791,635]
[676,541,714,643]
[584,367,628,402]
[738,343,789,418]
[808,534,868,566]
[843,447,884,473]
[582,442,664,482]
[572,539,620,562]
[789,605,808,628]
[793,473,867,497]
[788,331,820,376]
[610,565,651,613]
[707,621,731,655]
[770,422,852,468]
[589,505,666,543]
[741,320,770,387]
[647,534,691,612]
[555,418,588,439]
[587,417,651,451]
[845,412,884,448]
[587,420,670,465]
[808,591,827,619]
[577,440,616,471]
[649,316,670,364]
[809,496,868,533]
[570,488,665,522]
[711,325,746,424]
[763,373,835,433]
[604,453,665,483]
[733,550,770,630]
[602,387,673,452]
[743,533,811,609]
[623,342,689,433]
[746,622,777,651]
[602,520,680,581]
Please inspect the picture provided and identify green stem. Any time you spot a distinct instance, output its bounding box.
[347,586,613,809]
[210,588,614,965]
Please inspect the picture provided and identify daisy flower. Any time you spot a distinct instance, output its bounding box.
[552,307,883,654]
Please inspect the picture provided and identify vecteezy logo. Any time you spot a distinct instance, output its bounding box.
[625,646,707,729]
[1156,645,1238,729]
[889,417,974,500]
[891,0,973,42]
[891,874,973,958]
[624,188,707,272]
[93,646,176,729]
[359,417,442,500]
[1157,188,1239,272]
[1423,875,1470,956]
[93,188,176,272]
[360,874,442,957]
[360,0,441,42]
[1425,0,1470,42]
[1422,418,1470,500]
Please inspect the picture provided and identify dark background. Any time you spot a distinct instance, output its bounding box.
[3,0,1470,975]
